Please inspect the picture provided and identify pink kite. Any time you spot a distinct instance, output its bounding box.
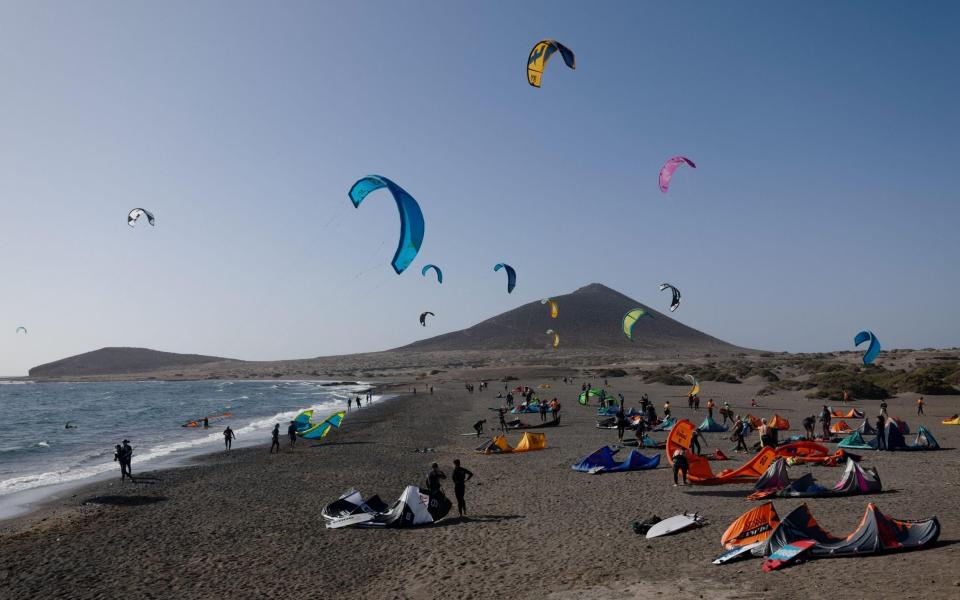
[659,156,696,193]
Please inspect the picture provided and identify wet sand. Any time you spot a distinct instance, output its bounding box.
[1,372,958,599]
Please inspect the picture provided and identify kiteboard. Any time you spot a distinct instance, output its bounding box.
[326,512,375,529]
[712,541,762,565]
[645,513,705,539]
[761,540,815,572]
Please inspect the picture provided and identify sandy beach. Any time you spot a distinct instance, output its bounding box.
[2,370,957,599]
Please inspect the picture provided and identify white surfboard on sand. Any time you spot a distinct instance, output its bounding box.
[645,513,704,539]
[712,541,762,565]
[326,512,375,529]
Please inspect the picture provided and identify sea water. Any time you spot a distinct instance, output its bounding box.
[0,379,375,513]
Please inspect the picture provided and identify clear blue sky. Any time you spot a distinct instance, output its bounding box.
[1,1,958,375]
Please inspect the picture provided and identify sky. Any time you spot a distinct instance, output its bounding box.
[1,1,958,375]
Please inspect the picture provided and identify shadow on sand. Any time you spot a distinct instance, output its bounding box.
[432,514,525,527]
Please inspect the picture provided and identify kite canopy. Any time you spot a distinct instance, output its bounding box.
[762,503,939,559]
[668,421,777,484]
[838,431,876,450]
[622,308,650,341]
[296,410,346,440]
[127,208,155,227]
[831,408,865,419]
[659,283,681,312]
[419,311,435,326]
[578,388,603,405]
[652,416,676,431]
[912,426,940,450]
[768,415,790,430]
[545,329,559,348]
[527,39,575,88]
[348,175,425,275]
[943,415,960,425]
[658,156,696,193]
[476,432,546,454]
[541,298,559,319]
[571,446,659,473]
[697,416,728,432]
[15,326,27,335]
[830,420,854,434]
[854,330,881,365]
[420,264,443,283]
[683,374,700,396]
[721,502,781,549]
[323,486,451,528]
[493,263,517,293]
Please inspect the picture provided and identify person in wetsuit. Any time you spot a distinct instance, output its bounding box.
[497,408,507,432]
[425,463,446,495]
[473,419,486,438]
[120,440,133,479]
[876,414,887,451]
[224,426,235,450]
[270,424,281,454]
[615,405,627,444]
[671,448,688,486]
[287,421,297,449]
[113,444,126,480]
[451,459,474,517]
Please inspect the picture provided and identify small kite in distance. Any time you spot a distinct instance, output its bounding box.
[419,311,435,327]
[546,329,559,348]
[494,263,517,293]
[854,330,881,365]
[15,326,27,335]
[421,264,443,284]
[659,156,696,193]
[527,39,575,88]
[622,308,650,341]
[659,283,681,312]
[127,208,155,227]
[541,298,559,319]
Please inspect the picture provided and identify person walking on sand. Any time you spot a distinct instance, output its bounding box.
[223,426,235,450]
[473,419,486,438]
[270,424,281,454]
[691,430,703,455]
[425,462,446,495]
[671,448,688,486]
[615,405,627,444]
[451,459,474,518]
[287,421,298,449]
[706,398,715,420]
[917,396,925,415]
[842,389,850,404]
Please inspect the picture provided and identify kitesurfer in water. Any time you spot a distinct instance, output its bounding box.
[65,422,75,429]
[451,459,474,518]
[224,426,235,450]
[203,417,209,428]
[270,424,281,454]
[671,448,688,486]
[426,463,446,494]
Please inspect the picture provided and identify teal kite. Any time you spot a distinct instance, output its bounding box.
[421,264,442,283]
[348,175,424,274]
[494,263,516,293]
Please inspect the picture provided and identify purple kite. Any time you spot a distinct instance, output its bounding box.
[659,156,696,193]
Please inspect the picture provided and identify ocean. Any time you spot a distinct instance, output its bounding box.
[0,379,376,514]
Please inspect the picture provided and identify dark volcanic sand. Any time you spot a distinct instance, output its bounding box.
[1,373,958,599]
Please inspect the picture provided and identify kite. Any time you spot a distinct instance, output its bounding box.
[658,156,696,193]
[421,264,442,284]
[127,208,155,227]
[659,283,681,312]
[541,298,559,319]
[419,311,435,327]
[494,263,516,293]
[683,374,700,396]
[348,175,425,274]
[15,326,27,335]
[546,329,559,348]
[527,39,575,88]
[854,330,881,365]
[622,308,650,341]
[295,410,346,440]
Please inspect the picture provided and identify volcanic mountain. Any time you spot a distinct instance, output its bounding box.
[395,283,746,355]
[28,347,236,378]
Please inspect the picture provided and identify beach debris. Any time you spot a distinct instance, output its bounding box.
[631,515,662,535]
[541,298,559,318]
[854,330,881,365]
[545,329,559,348]
[658,156,696,193]
[622,308,650,341]
[419,311,435,327]
[127,208,155,227]
[493,263,516,293]
[348,175,424,274]
[659,283,681,312]
[527,39,575,88]
[420,264,442,283]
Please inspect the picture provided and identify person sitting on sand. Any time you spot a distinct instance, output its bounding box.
[671,448,688,486]
[426,463,446,495]
[224,426,235,450]
[473,419,486,438]
[270,424,281,454]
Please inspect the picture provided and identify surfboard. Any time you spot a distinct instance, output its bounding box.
[645,513,703,539]
[762,539,815,572]
[326,512,375,529]
[712,541,762,565]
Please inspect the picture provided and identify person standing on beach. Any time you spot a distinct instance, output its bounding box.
[224,426,235,450]
[818,406,831,439]
[876,414,887,451]
[615,405,627,444]
[451,459,474,517]
[113,444,126,480]
[802,415,815,439]
[497,408,507,432]
[663,401,671,418]
[426,463,446,495]
[671,448,688,486]
[473,419,486,438]
[539,399,548,422]
[691,430,703,455]
[733,417,748,452]
[879,400,888,417]
[120,440,133,479]
[270,424,281,454]
[706,398,715,420]
[287,421,297,449]
[917,396,925,415]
